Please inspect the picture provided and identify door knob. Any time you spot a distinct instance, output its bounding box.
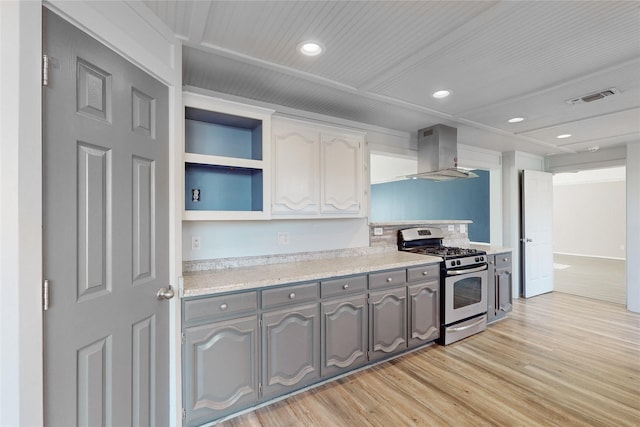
[526,238,533,242]
[157,286,175,300]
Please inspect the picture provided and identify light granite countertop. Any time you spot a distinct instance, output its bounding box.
[468,243,513,255]
[182,251,442,298]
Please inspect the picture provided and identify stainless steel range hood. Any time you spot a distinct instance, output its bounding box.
[407,124,478,181]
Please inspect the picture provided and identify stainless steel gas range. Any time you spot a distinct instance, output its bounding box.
[398,227,488,345]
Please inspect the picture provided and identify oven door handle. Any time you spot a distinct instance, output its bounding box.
[447,265,487,275]
[448,316,486,332]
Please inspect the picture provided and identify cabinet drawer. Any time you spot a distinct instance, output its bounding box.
[495,253,512,268]
[321,275,367,298]
[184,291,258,324]
[407,265,440,283]
[261,282,318,309]
[369,269,406,289]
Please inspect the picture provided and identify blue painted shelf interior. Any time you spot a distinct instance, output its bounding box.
[185,107,262,160]
[184,107,264,212]
[185,164,263,211]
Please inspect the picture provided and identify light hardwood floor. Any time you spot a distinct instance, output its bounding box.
[219,293,640,426]
[554,254,626,305]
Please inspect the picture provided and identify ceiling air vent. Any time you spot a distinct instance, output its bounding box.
[567,88,620,105]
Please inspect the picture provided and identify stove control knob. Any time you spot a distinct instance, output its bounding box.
[475,257,480,262]
[456,260,461,266]
[450,261,456,267]
[480,256,485,262]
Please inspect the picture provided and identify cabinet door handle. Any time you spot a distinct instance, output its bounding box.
[422,271,429,276]
[220,303,228,311]
[503,258,509,262]
[289,292,296,300]
[386,277,393,283]
[343,284,349,290]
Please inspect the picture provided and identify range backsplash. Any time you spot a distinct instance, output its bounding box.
[369,220,472,248]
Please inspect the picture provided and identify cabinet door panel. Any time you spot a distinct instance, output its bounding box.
[408,281,440,347]
[321,295,368,377]
[272,126,319,213]
[262,304,320,397]
[497,268,513,314]
[320,133,362,214]
[184,316,259,426]
[369,288,407,360]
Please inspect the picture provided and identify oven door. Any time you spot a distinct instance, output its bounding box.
[444,266,488,325]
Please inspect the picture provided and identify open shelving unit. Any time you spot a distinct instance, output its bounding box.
[183,92,273,220]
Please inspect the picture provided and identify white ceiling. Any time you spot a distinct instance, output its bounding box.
[144,1,640,157]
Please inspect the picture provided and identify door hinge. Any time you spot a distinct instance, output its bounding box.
[181,332,186,345]
[43,279,50,311]
[182,408,186,420]
[259,383,262,396]
[42,54,49,86]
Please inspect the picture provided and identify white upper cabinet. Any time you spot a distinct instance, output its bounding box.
[272,117,366,218]
[321,132,362,214]
[272,124,319,214]
[182,92,273,220]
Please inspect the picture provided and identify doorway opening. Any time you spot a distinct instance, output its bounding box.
[552,167,626,305]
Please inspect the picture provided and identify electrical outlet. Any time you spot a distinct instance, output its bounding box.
[373,227,383,236]
[459,224,466,233]
[448,225,454,231]
[277,232,290,245]
[191,188,200,202]
[191,236,201,250]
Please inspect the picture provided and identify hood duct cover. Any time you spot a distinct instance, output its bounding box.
[408,124,478,181]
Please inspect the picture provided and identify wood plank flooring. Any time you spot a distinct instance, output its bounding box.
[218,293,640,426]
[554,254,626,305]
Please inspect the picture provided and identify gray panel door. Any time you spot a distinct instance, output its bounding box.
[262,304,320,398]
[43,9,170,426]
[369,287,407,361]
[408,281,439,346]
[321,295,368,377]
[183,316,259,426]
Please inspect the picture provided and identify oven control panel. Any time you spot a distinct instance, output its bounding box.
[447,255,486,269]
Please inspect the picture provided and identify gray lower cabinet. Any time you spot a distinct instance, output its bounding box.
[496,265,513,316]
[183,315,259,427]
[406,265,440,347]
[321,294,368,377]
[369,286,407,360]
[408,281,440,347]
[261,303,320,398]
[182,263,441,425]
[488,252,513,323]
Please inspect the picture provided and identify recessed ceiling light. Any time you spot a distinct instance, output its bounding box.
[508,117,525,123]
[556,134,572,139]
[432,90,451,99]
[587,146,600,152]
[298,41,324,56]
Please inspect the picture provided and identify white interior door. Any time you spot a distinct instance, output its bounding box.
[522,170,554,298]
[43,9,170,426]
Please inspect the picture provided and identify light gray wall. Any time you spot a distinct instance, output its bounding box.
[627,142,640,313]
[0,3,43,426]
[183,218,370,260]
[553,179,625,259]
